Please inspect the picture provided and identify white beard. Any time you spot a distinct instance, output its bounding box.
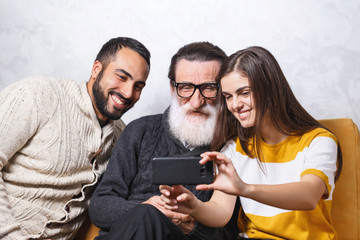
[168,95,219,147]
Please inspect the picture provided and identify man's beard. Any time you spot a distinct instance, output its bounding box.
[92,71,131,120]
[168,95,219,147]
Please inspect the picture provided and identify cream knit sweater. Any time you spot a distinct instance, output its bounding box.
[0,76,125,239]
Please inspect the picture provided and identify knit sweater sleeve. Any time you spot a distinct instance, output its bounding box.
[0,77,57,239]
[89,118,147,230]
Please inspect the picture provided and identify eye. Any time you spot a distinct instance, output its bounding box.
[178,84,193,92]
[135,83,145,91]
[202,84,217,92]
[223,94,232,101]
[116,74,127,81]
[240,88,251,97]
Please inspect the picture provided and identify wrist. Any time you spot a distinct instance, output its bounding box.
[189,198,202,217]
[242,183,255,198]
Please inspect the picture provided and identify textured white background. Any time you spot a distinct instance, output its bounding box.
[0,0,359,127]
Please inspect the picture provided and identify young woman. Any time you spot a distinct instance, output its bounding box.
[160,46,342,240]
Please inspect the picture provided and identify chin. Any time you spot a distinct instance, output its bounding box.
[239,120,255,128]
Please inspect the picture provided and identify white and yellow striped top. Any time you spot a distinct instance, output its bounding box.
[221,128,338,240]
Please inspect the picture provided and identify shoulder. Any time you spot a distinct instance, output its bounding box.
[2,75,55,94]
[117,113,164,142]
[126,113,163,130]
[300,128,337,146]
[0,76,68,116]
[2,75,79,100]
[221,139,238,155]
[113,114,164,151]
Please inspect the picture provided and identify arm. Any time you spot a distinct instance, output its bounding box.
[187,197,240,240]
[89,122,145,230]
[198,152,327,210]
[0,80,50,239]
[90,115,198,232]
[238,175,325,210]
[162,148,329,227]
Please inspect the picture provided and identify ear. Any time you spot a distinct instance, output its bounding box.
[170,80,176,95]
[91,61,103,79]
[170,84,175,94]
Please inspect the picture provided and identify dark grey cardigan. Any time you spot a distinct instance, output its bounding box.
[89,108,239,240]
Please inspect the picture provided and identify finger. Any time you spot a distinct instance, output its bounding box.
[200,151,228,163]
[163,202,179,210]
[176,192,189,202]
[216,154,230,163]
[160,193,177,205]
[170,211,188,219]
[201,151,222,158]
[172,185,184,194]
[196,184,214,191]
[159,185,171,197]
[200,151,216,158]
[199,156,210,164]
[159,185,171,192]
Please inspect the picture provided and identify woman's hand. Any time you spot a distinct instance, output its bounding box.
[159,182,238,228]
[197,151,247,196]
[159,185,199,215]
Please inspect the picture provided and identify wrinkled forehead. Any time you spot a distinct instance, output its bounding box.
[174,59,221,84]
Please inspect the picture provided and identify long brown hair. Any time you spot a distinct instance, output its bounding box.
[211,46,342,180]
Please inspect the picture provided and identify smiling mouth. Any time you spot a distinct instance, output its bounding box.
[238,109,251,120]
[110,93,130,109]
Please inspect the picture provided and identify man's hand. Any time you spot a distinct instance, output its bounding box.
[142,195,196,234]
[142,195,166,212]
[174,213,196,234]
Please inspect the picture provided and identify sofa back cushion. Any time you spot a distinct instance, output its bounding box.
[319,118,360,240]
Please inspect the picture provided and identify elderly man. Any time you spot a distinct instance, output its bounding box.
[0,37,150,240]
[89,41,239,240]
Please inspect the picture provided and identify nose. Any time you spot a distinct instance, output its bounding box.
[189,88,205,110]
[120,82,133,100]
[232,96,243,110]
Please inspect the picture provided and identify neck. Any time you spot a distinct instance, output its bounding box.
[99,118,109,127]
[261,116,287,145]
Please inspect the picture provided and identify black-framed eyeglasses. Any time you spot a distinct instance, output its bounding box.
[172,81,219,99]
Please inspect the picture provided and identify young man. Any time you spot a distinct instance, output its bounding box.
[0,37,150,240]
[90,42,240,240]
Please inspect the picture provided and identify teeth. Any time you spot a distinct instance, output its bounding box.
[111,94,125,105]
[239,110,250,118]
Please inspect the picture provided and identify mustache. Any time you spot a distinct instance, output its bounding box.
[182,103,212,116]
[109,90,132,105]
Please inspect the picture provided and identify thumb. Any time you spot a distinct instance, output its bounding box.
[196,183,214,191]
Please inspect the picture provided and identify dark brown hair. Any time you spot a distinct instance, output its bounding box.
[95,37,151,70]
[212,46,342,180]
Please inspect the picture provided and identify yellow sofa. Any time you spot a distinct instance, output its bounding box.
[75,118,360,240]
[320,118,360,240]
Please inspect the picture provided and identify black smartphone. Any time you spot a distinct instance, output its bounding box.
[152,156,214,185]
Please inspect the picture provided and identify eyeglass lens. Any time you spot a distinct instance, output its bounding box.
[176,83,218,98]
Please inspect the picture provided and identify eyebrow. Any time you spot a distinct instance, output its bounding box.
[115,69,133,80]
[222,86,250,95]
[114,69,146,86]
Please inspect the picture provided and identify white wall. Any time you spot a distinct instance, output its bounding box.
[0,0,359,127]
